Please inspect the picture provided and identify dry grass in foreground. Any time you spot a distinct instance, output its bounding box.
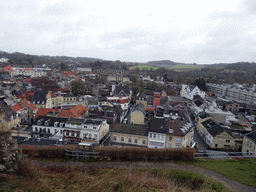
[0,160,230,192]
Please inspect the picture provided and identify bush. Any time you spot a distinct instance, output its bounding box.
[95,147,195,161]
[20,145,76,159]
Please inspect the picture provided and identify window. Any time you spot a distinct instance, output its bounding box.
[224,145,230,148]
[48,129,50,133]
[169,137,172,141]
[35,127,38,132]
[143,140,146,145]
[134,139,137,144]
[175,144,180,148]
[226,140,230,143]
[94,134,97,139]
[150,133,152,138]
[113,136,117,141]
[169,128,173,133]
[60,130,63,134]
[176,137,181,143]
[54,129,57,133]
[71,132,75,136]
[65,132,69,136]
[89,134,92,138]
[84,126,87,128]
[247,141,250,147]
[153,134,156,139]
[168,144,172,148]
[128,138,132,143]
[121,137,124,142]
[39,128,42,132]
[249,142,252,149]
[93,127,96,129]
[215,144,218,147]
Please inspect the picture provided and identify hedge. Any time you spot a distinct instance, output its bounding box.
[19,145,195,161]
[95,147,195,161]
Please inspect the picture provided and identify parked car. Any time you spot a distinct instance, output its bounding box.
[242,124,248,127]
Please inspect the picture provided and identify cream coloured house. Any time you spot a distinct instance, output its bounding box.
[130,103,146,125]
[110,123,148,147]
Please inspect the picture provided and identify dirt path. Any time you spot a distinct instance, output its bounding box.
[35,161,256,192]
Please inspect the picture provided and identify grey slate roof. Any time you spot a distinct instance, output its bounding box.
[87,97,98,105]
[131,103,146,115]
[194,99,203,107]
[111,123,148,136]
[188,84,197,91]
[202,118,224,136]
[114,84,130,96]
[136,92,147,100]
[148,118,167,134]
[34,116,69,127]
[32,91,46,105]
[246,130,256,142]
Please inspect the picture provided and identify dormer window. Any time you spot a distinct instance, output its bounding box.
[169,127,173,133]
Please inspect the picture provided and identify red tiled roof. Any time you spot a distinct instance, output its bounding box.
[153,98,160,106]
[49,91,55,97]
[24,68,33,71]
[11,103,23,112]
[166,121,183,136]
[35,108,58,119]
[62,71,76,77]
[17,91,34,101]
[2,65,13,71]
[25,78,32,82]
[58,104,88,118]
[58,109,73,118]
[20,98,37,110]
[70,104,88,117]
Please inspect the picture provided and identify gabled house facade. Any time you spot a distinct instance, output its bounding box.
[148,118,166,148]
[130,103,146,125]
[181,84,205,100]
[242,130,256,155]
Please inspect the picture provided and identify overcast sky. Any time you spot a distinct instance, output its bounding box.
[1,0,256,64]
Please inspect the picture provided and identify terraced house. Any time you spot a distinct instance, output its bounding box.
[32,116,109,144]
[110,123,148,147]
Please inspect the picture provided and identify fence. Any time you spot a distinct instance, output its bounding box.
[194,151,256,160]
[65,149,99,159]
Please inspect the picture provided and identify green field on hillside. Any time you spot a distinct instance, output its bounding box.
[129,65,159,70]
[188,158,256,187]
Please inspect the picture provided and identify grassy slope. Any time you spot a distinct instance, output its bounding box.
[0,160,230,192]
[129,65,159,70]
[187,158,256,187]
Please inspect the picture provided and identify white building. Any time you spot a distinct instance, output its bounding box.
[32,116,109,144]
[180,85,205,100]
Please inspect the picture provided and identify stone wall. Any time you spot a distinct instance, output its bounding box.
[0,131,22,173]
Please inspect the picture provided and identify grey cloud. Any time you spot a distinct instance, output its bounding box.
[53,35,79,45]
[42,3,74,16]
[243,0,256,14]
